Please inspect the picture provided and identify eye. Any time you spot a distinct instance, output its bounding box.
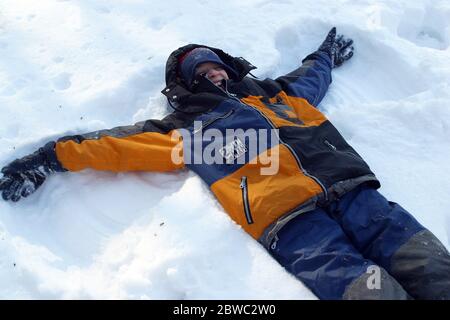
[195,71,207,78]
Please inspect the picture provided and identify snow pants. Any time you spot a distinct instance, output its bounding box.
[269,184,450,300]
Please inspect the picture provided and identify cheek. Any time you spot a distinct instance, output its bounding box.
[220,70,229,79]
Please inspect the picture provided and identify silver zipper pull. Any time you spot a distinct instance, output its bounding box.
[240,176,247,188]
[324,139,337,151]
[270,234,279,250]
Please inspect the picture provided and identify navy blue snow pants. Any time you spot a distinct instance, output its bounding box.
[269,184,450,300]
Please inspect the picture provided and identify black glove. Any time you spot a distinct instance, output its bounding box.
[318,27,354,68]
[0,141,65,202]
[0,170,47,202]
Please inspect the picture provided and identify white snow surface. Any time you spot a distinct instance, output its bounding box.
[1,0,450,299]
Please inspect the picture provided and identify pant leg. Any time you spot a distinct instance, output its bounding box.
[327,185,450,299]
[269,207,409,300]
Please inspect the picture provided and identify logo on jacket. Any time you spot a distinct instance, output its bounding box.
[218,137,247,163]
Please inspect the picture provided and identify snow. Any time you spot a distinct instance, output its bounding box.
[0,0,449,299]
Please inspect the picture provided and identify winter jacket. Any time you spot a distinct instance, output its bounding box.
[52,44,380,246]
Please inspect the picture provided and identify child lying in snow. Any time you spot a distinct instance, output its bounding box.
[1,27,449,300]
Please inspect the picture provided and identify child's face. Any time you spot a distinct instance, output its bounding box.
[195,62,229,86]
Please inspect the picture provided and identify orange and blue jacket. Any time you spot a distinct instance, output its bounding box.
[52,44,380,247]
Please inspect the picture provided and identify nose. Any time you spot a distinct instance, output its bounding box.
[207,68,220,78]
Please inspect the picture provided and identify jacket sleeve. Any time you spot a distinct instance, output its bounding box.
[53,118,185,173]
[275,51,333,108]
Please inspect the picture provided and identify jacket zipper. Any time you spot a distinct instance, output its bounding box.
[324,139,360,159]
[240,176,254,224]
[323,139,337,151]
[219,80,328,201]
[193,109,235,134]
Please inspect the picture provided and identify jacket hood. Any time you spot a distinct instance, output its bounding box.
[179,47,239,86]
[161,44,257,107]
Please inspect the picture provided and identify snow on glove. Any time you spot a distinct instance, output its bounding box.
[318,27,354,68]
[0,141,66,202]
[0,170,47,202]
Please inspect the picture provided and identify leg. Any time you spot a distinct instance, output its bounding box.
[327,185,450,299]
[269,207,409,300]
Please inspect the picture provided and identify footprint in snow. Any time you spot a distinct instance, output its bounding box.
[397,6,449,50]
[52,56,64,63]
[52,72,72,90]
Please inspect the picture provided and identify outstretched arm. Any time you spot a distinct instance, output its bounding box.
[0,116,184,202]
[55,119,183,172]
[275,27,354,108]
